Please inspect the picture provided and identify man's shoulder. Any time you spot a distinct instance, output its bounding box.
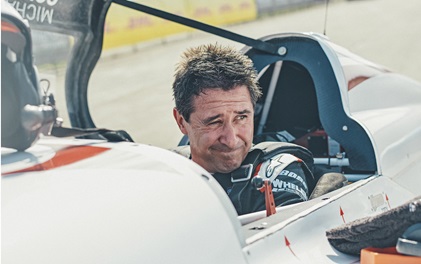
[257,152,302,180]
[250,141,314,168]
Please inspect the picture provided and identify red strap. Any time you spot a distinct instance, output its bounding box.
[264,180,276,216]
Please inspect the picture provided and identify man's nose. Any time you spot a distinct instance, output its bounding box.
[220,122,239,148]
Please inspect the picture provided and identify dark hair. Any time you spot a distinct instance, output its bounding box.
[172,43,262,122]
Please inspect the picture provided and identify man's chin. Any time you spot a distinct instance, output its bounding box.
[215,159,243,174]
[210,148,248,173]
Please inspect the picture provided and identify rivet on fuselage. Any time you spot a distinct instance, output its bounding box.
[278,46,287,56]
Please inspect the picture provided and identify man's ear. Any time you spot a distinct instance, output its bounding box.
[173,108,188,134]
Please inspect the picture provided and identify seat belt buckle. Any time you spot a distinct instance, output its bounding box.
[231,164,253,183]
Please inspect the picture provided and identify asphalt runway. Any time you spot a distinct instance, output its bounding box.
[87,0,421,149]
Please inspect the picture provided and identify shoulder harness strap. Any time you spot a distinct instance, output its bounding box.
[230,141,316,191]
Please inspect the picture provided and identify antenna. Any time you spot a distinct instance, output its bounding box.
[323,0,330,36]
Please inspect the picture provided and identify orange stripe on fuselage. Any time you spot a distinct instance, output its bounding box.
[1,21,20,33]
[2,145,110,176]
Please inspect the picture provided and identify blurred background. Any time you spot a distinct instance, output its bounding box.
[101,0,325,50]
[30,0,421,149]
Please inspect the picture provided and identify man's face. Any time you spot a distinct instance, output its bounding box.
[173,85,254,173]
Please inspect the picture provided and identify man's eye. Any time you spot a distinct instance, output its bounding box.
[237,115,248,120]
[208,120,221,126]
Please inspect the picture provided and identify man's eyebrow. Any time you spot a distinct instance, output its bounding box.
[202,109,252,124]
[235,109,252,115]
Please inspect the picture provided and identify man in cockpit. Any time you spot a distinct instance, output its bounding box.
[172,43,315,215]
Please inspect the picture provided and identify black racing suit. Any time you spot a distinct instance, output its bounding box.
[213,142,315,215]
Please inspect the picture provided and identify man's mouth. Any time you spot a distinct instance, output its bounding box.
[212,146,240,154]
